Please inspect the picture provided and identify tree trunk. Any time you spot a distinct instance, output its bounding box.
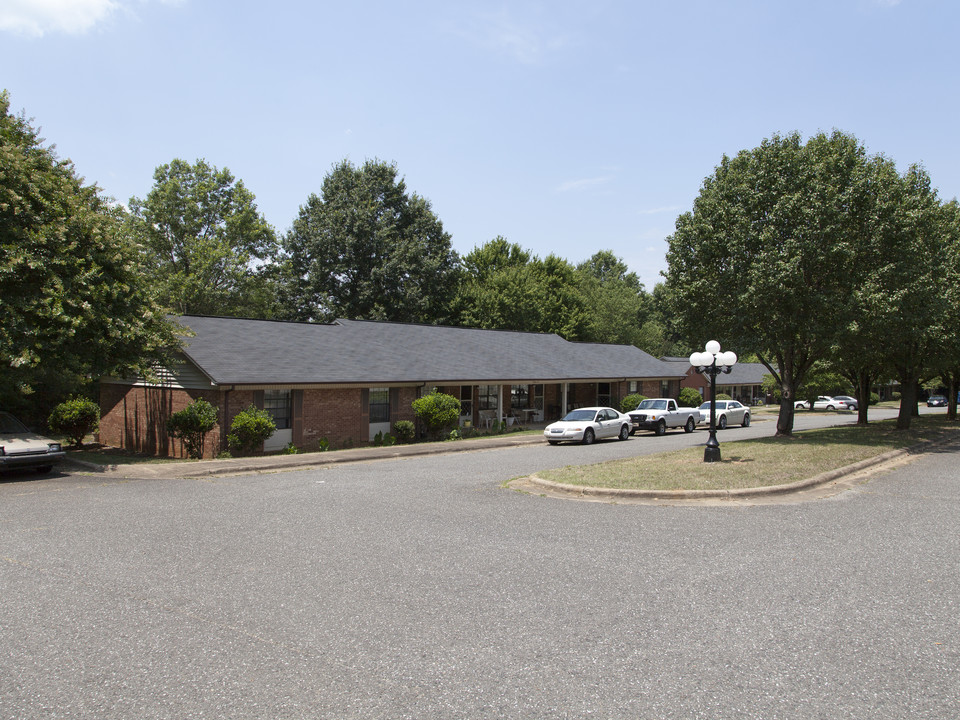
[855,369,871,426]
[776,379,796,436]
[896,371,919,430]
[948,370,959,422]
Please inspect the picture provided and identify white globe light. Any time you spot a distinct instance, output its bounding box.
[689,352,701,367]
[705,340,721,355]
[720,351,737,367]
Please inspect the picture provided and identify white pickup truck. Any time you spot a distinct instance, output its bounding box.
[628,398,701,436]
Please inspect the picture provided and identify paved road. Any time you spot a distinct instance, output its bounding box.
[1,408,957,719]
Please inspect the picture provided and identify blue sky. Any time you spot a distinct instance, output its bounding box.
[4,0,957,291]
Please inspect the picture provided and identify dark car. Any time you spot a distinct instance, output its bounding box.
[0,411,66,473]
[927,395,947,407]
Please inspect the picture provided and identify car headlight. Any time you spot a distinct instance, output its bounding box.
[48,443,61,452]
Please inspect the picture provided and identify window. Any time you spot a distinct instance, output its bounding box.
[369,388,390,424]
[511,385,528,409]
[479,385,499,411]
[660,381,671,398]
[264,390,291,430]
[460,386,473,418]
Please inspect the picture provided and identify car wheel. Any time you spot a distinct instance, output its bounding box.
[548,440,559,445]
[655,420,666,436]
[582,428,595,445]
[684,417,695,433]
[718,415,727,430]
[826,405,835,411]
[742,413,750,427]
[618,424,630,441]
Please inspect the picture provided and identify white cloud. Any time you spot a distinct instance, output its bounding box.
[455,8,570,65]
[0,0,181,37]
[0,0,118,36]
[557,176,611,193]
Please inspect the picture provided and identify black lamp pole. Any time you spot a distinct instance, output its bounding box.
[691,341,736,463]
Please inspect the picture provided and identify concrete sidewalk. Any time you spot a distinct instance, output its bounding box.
[66,433,546,479]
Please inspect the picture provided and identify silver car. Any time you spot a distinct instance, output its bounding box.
[698,400,750,429]
[0,411,66,473]
[544,407,632,445]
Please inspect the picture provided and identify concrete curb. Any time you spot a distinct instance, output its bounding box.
[524,440,949,501]
[68,433,546,479]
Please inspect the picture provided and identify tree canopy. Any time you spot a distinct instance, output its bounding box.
[666,130,958,432]
[0,91,179,425]
[281,159,460,324]
[666,131,881,434]
[129,158,279,318]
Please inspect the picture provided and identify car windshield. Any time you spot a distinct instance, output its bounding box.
[562,410,597,422]
[699,401,725,410]
[0,412,30,434]
[636,400,667,410]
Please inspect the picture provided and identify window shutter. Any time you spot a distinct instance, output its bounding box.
[292,390,303,445]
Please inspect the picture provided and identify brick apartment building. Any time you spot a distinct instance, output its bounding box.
[99,316,685,458]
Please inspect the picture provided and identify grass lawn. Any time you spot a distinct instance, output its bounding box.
[537,416,958,492]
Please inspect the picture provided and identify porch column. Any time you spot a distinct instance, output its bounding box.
[497,384,503,424]
[562,383,568,415]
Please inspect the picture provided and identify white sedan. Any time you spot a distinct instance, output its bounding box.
[698,400,750,429]
[544,407,632,445]
[0,411,66,473]
[813,396,851,411]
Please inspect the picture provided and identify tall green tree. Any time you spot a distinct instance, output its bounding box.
[129,158,279,318]
[0,91,178,425]
[665,131,871,435]
[282,159,460,323]
[940,200,960,421]
[455,238,588,338]
[877,167,951,429]
[575,250,652,347]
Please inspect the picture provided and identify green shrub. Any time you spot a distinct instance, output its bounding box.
[167,398,218,459]
[393,420,415,443]
[383,434,396,446]
[678,387,703,408]
[870,392,880,405]
[620,394,647,413]
[716,393,733,401]
[282,443,299,455]
[412,390,461,439]
[48,397,100,447]
[227,405,276,456]
[373,430,385,447]
[318,437,330,452]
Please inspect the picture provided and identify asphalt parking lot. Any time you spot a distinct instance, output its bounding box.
[1,409,957,719]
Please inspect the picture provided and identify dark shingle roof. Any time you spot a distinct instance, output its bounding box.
[176,316,683,386]
[661,356,771,385]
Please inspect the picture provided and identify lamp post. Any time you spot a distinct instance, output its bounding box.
[690,341,737,463]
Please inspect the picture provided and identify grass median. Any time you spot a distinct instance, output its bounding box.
[536,416,957,492]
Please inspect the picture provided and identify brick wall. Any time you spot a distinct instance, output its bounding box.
[99,384,224,458]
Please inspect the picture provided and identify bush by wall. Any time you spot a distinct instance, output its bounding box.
[412,391,461,439]
[167,398,218,459]
[620,394,647,413]
[227,405,276,456]
[393,420,415,443]
[678,387,703,408]
[48,397,100,447]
